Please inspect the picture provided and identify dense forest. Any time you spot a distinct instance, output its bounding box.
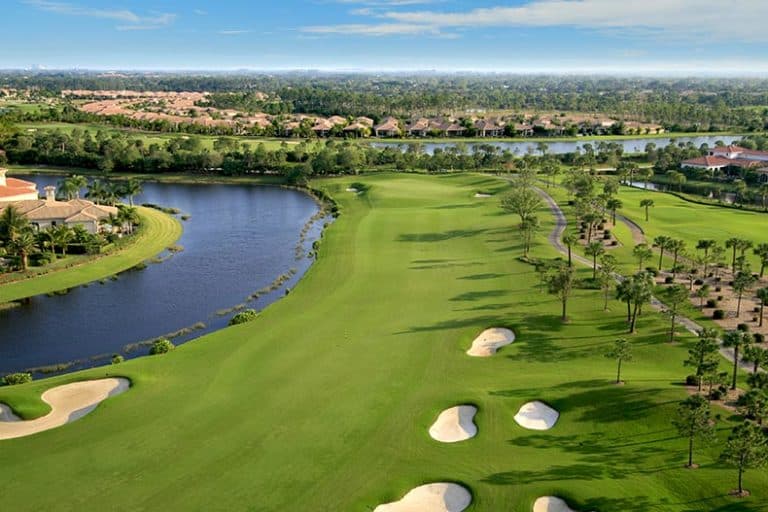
[3,72,768,130]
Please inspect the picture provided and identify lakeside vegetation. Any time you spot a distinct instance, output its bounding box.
[0,173,766,509]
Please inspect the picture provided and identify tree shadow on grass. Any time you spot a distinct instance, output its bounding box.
[410,260,485,270]
[397,229,488,243]
[458,273,510,280]
[450,289,509,302]
[395,315,503,335]
[429,203,483,210]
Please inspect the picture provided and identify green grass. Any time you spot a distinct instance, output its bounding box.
[0,173,763,511]
[0,207,182,302]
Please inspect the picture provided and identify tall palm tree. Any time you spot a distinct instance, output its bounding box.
[122,179,142,206]
[606,198,622,225]
[52,225,74,257]
[758,288,768,328]
[723,330,752,390]
[585,241,605,279]
[654,235,672,270]
[669,239,686,278]
[86,180,108,205]
[58,179,79,200]
[70,175,88,198]
[754,243,768,278]
[640,198,654,222]
[696,239,717,276]
[726,238,751,273]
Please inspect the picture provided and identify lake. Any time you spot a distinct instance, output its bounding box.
[371,135,743,156]
[0,177,324,375]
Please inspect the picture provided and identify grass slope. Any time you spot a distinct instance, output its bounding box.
[0,174,763,511]
[0,207,182,302]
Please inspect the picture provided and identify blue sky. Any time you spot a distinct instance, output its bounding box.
[2,0,768,74]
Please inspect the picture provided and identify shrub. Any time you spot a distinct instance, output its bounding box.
[754,307,761,313]
[738,323,750,332]
[713,309,725,320]
[755,333,765,344]
[611,240,618,246]
[229,309,259,326]
[3,372,32,385]
[111,354,124,364]
[709,389,724,401]
[149,338,174,355]
[685,375,700,386]
[603,229,611,236]
[706,299,718,308]
[715,286,722,292]
[664,276,675,284]
[694,279,704,286]
[645,267,659,277]
[717,295,724,301]
[603,232,611,240]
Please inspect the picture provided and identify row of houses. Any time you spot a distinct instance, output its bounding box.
[681,145,768,182]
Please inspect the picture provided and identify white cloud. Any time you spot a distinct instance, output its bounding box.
[219,30,251,35]
[303,23,440,36]
[24,0,176,30]
[308,0,768,42]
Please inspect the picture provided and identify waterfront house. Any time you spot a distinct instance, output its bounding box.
[0,168,39,203]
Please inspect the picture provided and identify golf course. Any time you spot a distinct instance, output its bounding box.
[0,172,765,511]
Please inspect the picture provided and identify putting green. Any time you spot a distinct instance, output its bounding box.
[0,173,762,511]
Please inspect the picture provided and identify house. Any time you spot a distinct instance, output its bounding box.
[474,119,504,137]
[4,185,119,234]
[311,118,334,137]
[440,122,465,137]
[343,120,371,138]
[374,117,401,138]
[513,123,534,137]
[406,118,431,137]
[0,168,39,203]
[681,145,768,171]
[327,116,348,126]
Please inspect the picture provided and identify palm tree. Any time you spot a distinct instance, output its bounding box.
[562,233,577,267]
[585,241,605,279]
[633,243,653,271]
[640,167,654,190]
[58,178,79,200]
[744,345,768,374]
[723,330,752,390]
[118,206,140,235]
[667,170,687,192]
[726,238,751,273]
[10,229,37,271]
[695,284,710,308]
[759,183,768,211]
[669,239,686,278]
[673,395,715,469]
[69,175,88,198]
[684,328,720,393]
[598,254,618,310]
[606,198,622,225]
[122,179,142,206]
[605,337,633,384]
[733,270,758,317]
[664,284,690,343]
[757,288,768,328]
[0,205,30,243]
[52,225,74,257]
[754,243,768,278]
[654,235,672,271]
[86,180,108,205]
[696,239,717,276]
[640,198,654,222]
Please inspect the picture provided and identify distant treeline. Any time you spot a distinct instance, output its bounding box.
[3,72,768,130]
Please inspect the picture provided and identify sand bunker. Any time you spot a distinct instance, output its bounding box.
[514,401,559,431]
[467,328,515,357]
[374,483,472,512]
[346,187,360,192]
[0,378,130,440]
[474,193,492,198]
[429,405,478,443]
[533,497,591,512]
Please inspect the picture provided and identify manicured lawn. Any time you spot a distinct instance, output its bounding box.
[0,207,182,303]
[0,173,762,511]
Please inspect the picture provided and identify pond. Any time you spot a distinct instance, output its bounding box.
[0,177,324,375]
[371,135,743,156]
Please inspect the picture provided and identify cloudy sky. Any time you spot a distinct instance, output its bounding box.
[2,0,767,74]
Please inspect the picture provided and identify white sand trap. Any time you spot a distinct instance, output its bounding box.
[533,496,592,512]
[514,401,559,430]
[0,378,130,440]
[346,187,360,192]
[467,327,515,357]
[429,405,478,443]
[374,483,471,512]
[474,193,492,198]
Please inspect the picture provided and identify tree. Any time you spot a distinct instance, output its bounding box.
[51,225,74,257]
[606,197,622,225]
[654,235,672,271]
[9,229,37,271]
[667,170,687,192]
[754,243,768,278]
[518,215,539,257]
[605,337,633,383]
[627,272,654,333]
[723,330,752,390]
[598,254,617,311]
[640,198,654,221]
[740,389,768,425]
[695,284,710,308]
[726,238,752,273]
[0,205,30,243]
[757,288,768,328]
[684,328,720,393]
[122,178,142,206]
[633,243,653,271]
[696,239,717,276]
[672,394,715,468]
[669,239,686,278]
[562,233,577,267]
[663,284,690,343]
[546,264,575,322]
[500,186,543,223]
[743,345,768,374]
[585,241,605,279]
[721,422,768,497]
[733,270,758,317]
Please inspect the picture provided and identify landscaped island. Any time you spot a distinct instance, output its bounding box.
[0,172,766,510]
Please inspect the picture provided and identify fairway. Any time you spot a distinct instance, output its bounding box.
[0,173,764,511]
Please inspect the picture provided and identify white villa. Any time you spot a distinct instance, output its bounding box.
[0,169,119,234]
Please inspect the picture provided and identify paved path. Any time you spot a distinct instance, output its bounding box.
[616,213,646,245]
[532,186,756,374]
